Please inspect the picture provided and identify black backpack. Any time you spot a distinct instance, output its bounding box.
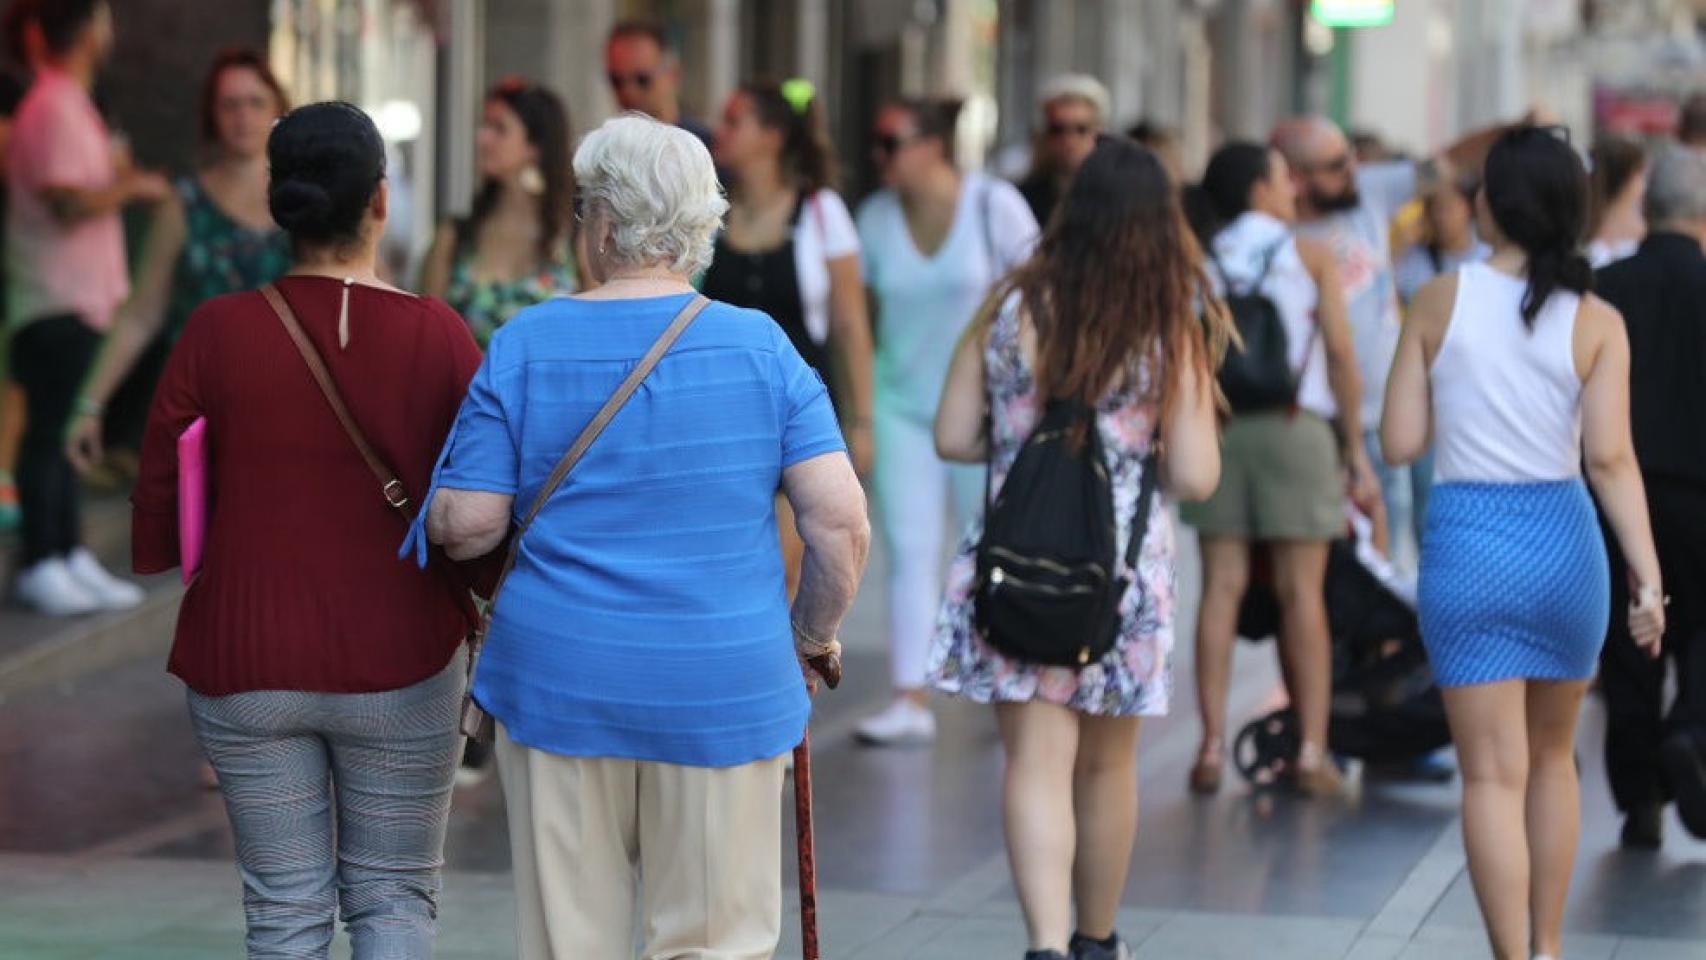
[1213,243,1300,413]
[974,400,1161,667]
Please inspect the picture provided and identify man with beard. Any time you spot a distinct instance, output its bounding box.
[1016,74,1108,226]
[1270,116,1516,555]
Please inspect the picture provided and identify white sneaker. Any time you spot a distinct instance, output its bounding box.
[65,549,145,610]
[854,698,936,746]
[14,558,102,616]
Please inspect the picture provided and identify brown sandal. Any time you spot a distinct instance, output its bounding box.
[1189,744,1223,795]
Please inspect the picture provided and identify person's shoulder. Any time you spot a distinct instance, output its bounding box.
[1406,269,1460,333]
[694,298,789,348]
[1576,292,1624,334]
[855,187,898,222]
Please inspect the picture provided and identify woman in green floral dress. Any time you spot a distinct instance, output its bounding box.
[66,50,291,471]
[420,77,579,348]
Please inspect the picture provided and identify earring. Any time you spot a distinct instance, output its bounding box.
[517,164,545,196]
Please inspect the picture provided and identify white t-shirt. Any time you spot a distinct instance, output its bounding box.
[857,172,1039,421]
[1212,211,1336,421]
[793,189,862,345]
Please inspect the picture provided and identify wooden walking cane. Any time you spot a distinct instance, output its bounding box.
[796,652,840,960]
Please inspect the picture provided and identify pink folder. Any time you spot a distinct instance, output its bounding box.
[177,416,208,585]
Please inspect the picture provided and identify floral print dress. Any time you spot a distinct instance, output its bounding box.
[927,298,1176,717]
[166,177,291,339]
[445,242,577,349]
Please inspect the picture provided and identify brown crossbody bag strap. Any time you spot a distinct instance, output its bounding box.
[457,294,711,741]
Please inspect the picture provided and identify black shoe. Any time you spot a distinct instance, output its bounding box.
[1069,931,1132,960]
[1023,952,1068,960]
[1620,802,1664,850]
[1660,733,1706,839]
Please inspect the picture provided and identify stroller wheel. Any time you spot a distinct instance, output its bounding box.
[1234,709,1300,787]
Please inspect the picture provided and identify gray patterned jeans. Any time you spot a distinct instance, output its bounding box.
[188,654,465,959]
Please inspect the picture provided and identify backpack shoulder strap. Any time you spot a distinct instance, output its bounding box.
[1123,432,1163,572]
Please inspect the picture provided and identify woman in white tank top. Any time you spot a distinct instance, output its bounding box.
[1380,126,1666,960]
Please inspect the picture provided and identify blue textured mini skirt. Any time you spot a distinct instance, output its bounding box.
[1417,479,1610,687]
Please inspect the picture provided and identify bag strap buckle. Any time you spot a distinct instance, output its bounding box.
[382,479,410,510]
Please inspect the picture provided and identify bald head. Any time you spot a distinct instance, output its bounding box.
[1269,116,1362,218]
[1271,116,1347,169]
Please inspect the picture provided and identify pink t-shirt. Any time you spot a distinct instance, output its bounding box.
[5,67,129,331]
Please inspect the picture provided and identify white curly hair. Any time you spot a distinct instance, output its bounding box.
[574,113,729,276]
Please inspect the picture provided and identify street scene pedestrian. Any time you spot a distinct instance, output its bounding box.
[3,4,1706,960]
[854,96,1038,746]
[1180,140,1377,798]
[419,76,579,350]
[131,100,488,959]
[930,134,1227,960]
[1382,124,1666,960]
[1592,143,1706,851]
[411,114,867,960]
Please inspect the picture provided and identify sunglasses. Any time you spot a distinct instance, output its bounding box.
[1046,122,1094,139]
[607,71,654,92]
[872,132,918,158]
[1309,153,1352,175]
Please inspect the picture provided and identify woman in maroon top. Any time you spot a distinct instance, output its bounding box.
[132,102,482,958]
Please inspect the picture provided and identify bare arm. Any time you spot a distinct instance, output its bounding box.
[784,451,871,646]
[42,168,170,225]
[418,222,457,300]
[1381,271,1454,466]
[1162,332,1221,502]
[826,253,875,475]
[1578,298,1665,651]
[1301,238,1379,506]
[426,488,513,561]
[64,196,190,471]
[934,320,988,463]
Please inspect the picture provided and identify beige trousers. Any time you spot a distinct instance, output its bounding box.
[495,725,788,960]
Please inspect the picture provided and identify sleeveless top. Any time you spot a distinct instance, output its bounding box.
[1431,263,1584,483]
[700,196,834,399]
[165,176,291,340]
[1211,211,1334,420]
[445,237,577,349]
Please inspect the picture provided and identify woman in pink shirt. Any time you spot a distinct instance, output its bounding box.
[5,0,168,616]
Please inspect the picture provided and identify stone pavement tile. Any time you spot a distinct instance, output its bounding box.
[1341,933,1408,960]
[1613,937,1706,959]
[773,888,926,960]
[0,861,223,945]
[1407,923,1618,960]
[1130,912,1363,960]
[0,944,100,960]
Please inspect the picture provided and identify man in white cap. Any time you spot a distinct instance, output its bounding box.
[1018,73,1109,227]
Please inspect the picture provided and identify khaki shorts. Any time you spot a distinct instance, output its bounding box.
[1181,410,1345,541]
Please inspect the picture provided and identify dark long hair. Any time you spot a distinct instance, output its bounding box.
[890,96,963,164]
[198,48,289,146]
[1586,136,1646,240]
[1482,125,1592,327]
[988,137,1229,431]
[1183,141,1271,248]
[458,77,572,263]
[740,78,838,193]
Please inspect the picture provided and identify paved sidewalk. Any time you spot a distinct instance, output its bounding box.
[2,517,1704,959]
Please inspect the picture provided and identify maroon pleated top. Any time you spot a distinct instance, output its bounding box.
[133,276,487,695]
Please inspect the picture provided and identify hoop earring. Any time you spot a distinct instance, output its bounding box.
[517,164,545,196]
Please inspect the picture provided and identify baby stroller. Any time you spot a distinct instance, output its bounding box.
[1232,512,1451,785]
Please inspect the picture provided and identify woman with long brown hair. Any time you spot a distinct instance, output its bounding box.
[420,76,577,347]
[929,136,1227,960]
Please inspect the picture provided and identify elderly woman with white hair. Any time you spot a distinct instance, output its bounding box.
[405,114,870,959]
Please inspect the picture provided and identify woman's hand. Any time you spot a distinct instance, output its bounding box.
[1629,576,1667,659]
[846,421,874,478]
[65,407,104,474]
[1344,445,1381,516]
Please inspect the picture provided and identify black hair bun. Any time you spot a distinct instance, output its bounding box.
[268,178,336,235]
